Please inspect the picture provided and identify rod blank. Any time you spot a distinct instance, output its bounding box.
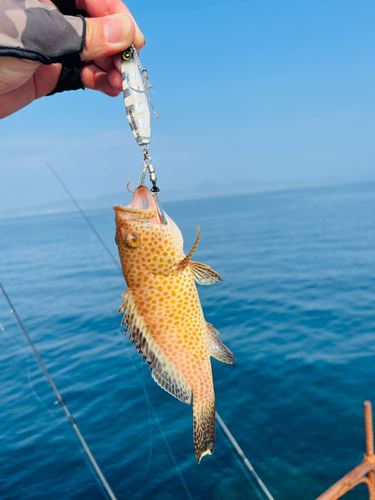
[0,282,117,500]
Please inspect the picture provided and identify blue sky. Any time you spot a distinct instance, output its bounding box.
[1,0,374,214]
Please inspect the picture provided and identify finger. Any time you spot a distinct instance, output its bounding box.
[77,0,145,49]
[92,57,109,71]
[34,63,62,98]
[113,53,121,73]
[82,14,136,61]
[94,70,119,96]
[106,56,122,92]
[81,63,120,97]
[81,63,100,90]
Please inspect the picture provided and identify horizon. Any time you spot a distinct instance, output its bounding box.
[1,0,374,216]
[1,175,374,221]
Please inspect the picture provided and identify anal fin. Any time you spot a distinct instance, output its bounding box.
[189,261,222,285]
[119,290,192,404]
[206,322,235,364]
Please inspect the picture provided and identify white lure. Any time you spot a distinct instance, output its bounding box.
[121,46,157,147]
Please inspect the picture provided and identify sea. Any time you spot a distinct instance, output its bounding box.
[1,181,375,500]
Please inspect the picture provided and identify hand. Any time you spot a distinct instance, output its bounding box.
[78,0,145,95]
[0,0,145,119]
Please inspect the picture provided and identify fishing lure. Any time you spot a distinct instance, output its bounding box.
[121,46,157,148]
[121,45,166,224]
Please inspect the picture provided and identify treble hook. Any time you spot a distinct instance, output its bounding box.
[127,177,135,193]
[126,74,147,94]
[125,67,159,118]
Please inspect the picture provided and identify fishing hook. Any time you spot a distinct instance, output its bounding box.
[127,178,135,194]
[126,74,147,94]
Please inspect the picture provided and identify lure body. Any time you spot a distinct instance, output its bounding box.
[114,186,235,462]
[121,46,151,146]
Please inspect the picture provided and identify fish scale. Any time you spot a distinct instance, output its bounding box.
[114,186,235,462]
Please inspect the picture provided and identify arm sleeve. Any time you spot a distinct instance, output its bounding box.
[0,0,86,66]
[46,66,84,95]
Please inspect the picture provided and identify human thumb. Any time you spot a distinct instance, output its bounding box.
[81,14,136,61]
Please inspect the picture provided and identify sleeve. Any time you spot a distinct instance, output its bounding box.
[0,0,86,67]
[46,66,84,96]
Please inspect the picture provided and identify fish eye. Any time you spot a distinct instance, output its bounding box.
[125,232,140,248]
[122,50,132,61]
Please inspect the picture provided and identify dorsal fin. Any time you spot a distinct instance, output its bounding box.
[118,290,192,404]
[206,322,235,364]
[189,261,222,285]
[171,226,200,275]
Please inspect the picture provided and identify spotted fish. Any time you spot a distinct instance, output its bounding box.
[114,186,235,462]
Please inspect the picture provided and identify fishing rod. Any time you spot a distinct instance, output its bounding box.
[216,412,275,500]
[0,281,118,500]
[46,162,275,500]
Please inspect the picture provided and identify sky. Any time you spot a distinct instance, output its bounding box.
[0,0,374,215]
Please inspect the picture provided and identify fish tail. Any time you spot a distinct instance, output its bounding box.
[193,393,216,463]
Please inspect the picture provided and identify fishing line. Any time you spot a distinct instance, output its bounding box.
[0,282,118,500]
[46,162,119,269]
[46,162,274,500]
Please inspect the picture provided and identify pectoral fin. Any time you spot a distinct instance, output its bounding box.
[119,290,192,404]
[171,226,200,275]
[189,261,222,285]
[207,322,235,364]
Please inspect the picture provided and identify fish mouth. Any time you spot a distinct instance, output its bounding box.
[114,185,157,214]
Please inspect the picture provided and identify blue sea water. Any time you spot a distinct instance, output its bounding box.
[1,182,375,500]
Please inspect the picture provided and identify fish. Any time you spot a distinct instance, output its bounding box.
[114,186,235,463]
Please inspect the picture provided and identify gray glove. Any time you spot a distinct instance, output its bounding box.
[0,0,87,93]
